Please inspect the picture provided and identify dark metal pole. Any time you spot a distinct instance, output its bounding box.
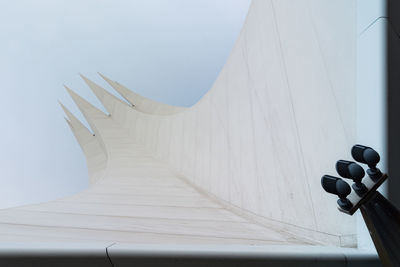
[360,191,400,267]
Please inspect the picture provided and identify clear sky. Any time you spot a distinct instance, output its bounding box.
[0,0,251,208]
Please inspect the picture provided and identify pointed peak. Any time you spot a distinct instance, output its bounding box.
[59,101,73,118]
[58,100,71,116]
[79,73,91,83]
[82,73,130,113]
[64,116,71,124]
[65,85,91,107]
[98,73,185,115]
[58,100,72,112]
[97,72,112,83]
[64,84,76,96]
[80,74,100,89]
[98,73,126,91]
[64,85,108,119]
[58,100,67,111]
[80,73,110,92]
[99,73,136,106]
[59,101,92,133]
[64,117,73,130]
[64,116,75,129]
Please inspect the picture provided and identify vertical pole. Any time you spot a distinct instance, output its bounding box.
[360,191,400,267]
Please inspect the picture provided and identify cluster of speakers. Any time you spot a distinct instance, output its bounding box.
[321,144,382,211]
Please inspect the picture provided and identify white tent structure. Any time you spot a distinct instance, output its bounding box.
[0,0,388,266]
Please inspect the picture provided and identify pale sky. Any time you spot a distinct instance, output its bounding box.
[0,0,251,208]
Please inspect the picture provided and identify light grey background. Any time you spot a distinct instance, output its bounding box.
[0,0,250,208]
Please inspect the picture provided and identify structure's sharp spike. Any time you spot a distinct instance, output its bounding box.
[97,72,136,107]
[59,101,93,135]
[64,117,72,127]
[80,74,129,114]
[64,85,109,137]
[98,72,186,115]
[61,109,97,157]
[64,85,108,118]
